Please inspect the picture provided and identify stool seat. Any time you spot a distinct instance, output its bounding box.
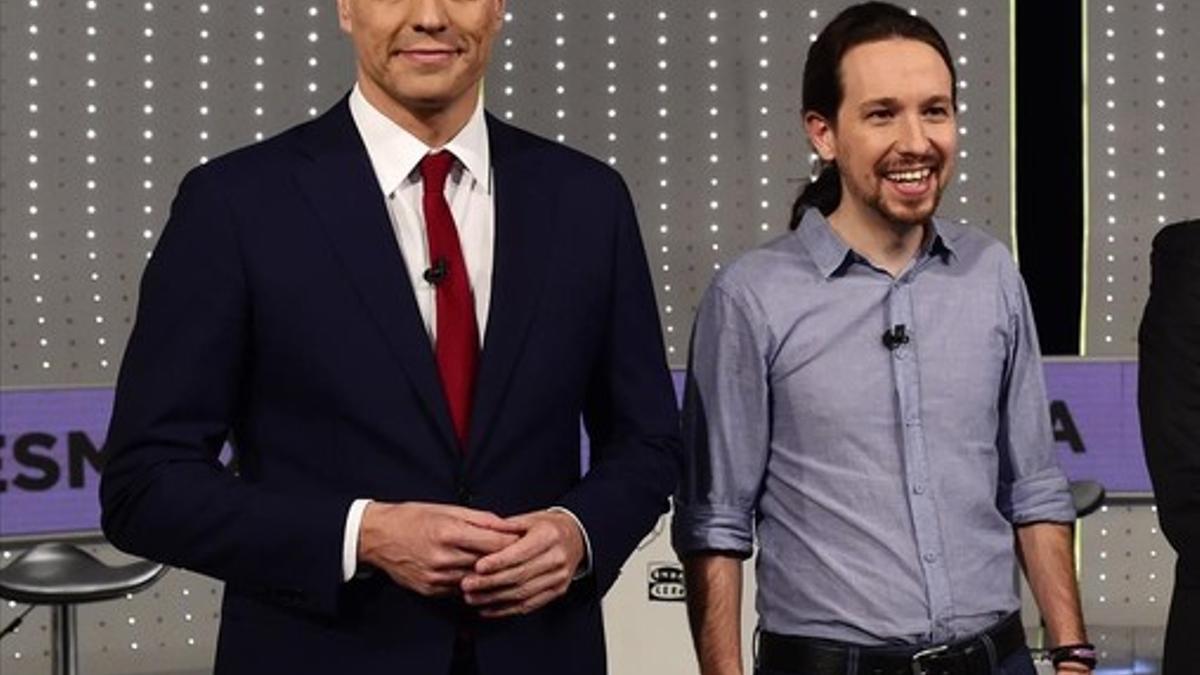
[0,542,166,605]
[1069,480,1106,519]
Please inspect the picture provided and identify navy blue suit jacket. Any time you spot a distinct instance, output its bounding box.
[100,98,681,675]
[1139,220,1200,675]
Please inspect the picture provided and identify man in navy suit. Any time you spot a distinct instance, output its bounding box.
[99,1,681,673]
[1139,220,1200,675]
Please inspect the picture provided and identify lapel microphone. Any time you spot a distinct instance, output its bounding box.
[882,324,910,351]
[424,257,449,286]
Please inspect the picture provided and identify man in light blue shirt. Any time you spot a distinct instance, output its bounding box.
[673,4,1092,675]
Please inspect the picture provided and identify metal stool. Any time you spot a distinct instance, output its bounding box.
[0,542,167,675]
[1069,479,1106,519]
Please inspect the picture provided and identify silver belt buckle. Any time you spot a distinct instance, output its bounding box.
[910,644,949,675]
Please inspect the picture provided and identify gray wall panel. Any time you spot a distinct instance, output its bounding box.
[1,1,1011,379]
[1084,0,1198,355]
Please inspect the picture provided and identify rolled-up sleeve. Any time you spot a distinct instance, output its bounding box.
[996,274,1076,525]
[672,281,772,557]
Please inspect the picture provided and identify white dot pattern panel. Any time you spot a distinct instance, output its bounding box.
[0,542,221,675]
[0,1,1013,379]
[1085,1,1198,356]
[1004,501,1172,669]
[1077,502,1174,628]
[0,1,353,387]
[487,1,1013,366]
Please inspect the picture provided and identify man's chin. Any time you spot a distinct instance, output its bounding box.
[879,202,937,228]
[380,77,472,113]
[381,91,467,120]
[881,189,944,227]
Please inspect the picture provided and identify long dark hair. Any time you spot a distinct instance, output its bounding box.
[790,2,958,228]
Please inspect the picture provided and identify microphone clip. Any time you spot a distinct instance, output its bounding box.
[882,324,910,351]
[424,257,449,286]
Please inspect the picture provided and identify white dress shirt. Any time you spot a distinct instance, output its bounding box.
[340,86,590,582]
[351,85,494,342]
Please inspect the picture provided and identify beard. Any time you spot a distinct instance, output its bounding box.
[848,153,950,229]
[866,177,946,227]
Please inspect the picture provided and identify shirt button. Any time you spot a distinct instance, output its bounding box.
[923,552,938,564]
[894,348,906,360]
[912,484,926,495]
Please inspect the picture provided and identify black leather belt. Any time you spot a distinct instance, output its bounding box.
[757,613,1026,675]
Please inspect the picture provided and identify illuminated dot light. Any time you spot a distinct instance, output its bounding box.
[604,10,617,166]
[756,8,776,236]
[550,10,567,142]
[306,4,320,116]
[252,6,266,140]
[705,7,722,275]
[1150,7,1169,245]
[655,8,674,355]
[1100,1,1119,346]
[28,0,45,370]
[497,11,513,117]
[951,8,973,214]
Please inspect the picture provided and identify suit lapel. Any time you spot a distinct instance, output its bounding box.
[291,99,458,453]
[467,116,557,459]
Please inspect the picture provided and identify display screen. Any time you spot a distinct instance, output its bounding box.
[0,359,1148,537]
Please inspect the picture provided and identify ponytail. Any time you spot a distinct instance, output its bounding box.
[789,163,841,229]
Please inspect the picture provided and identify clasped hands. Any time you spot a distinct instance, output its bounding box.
[357,502,585,618]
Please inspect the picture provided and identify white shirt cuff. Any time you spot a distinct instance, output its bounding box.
[547,506,593,580]
[342,499,372,582]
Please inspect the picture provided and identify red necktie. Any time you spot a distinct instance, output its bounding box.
[420,151,479,449]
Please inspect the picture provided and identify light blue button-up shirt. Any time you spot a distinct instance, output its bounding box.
[672,208,1075,645]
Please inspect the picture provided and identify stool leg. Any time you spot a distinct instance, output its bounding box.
[51,604,78,675]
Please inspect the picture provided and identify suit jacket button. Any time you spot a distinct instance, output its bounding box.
[457,485,472,505]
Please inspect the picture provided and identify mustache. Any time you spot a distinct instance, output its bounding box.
[878,154,942,173]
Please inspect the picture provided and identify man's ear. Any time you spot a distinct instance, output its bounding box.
[804,111,838,163]
[336,0,353,35]
[492,0,507,31]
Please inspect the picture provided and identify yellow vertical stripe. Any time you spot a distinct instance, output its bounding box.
[1009,0,1020,264]
[1079,0,1091,356]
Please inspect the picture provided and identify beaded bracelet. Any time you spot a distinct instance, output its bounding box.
[1048,643,1097,670]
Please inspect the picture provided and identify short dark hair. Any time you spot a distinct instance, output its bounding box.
[790,2,957,228]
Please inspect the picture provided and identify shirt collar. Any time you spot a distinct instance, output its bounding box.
[927,217,962,262]
[348,83,491,196]
[797,208,961,279]
[796,209,855,278]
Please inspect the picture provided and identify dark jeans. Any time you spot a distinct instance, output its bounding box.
[755,644,1038,675]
